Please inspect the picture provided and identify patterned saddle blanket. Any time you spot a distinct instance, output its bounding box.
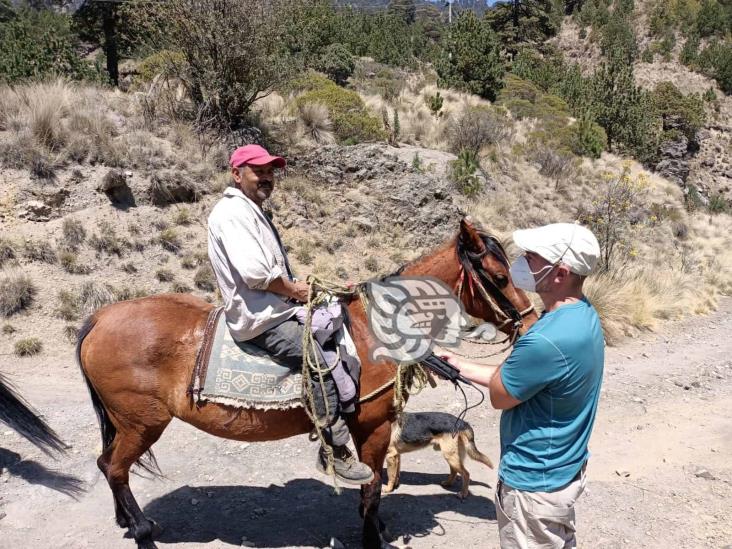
[189,307,303,410]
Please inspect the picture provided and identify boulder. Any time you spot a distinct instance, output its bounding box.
[98,170,135,208]
[149,172,201,206]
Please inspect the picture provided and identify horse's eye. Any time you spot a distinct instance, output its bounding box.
[494,274,509,288]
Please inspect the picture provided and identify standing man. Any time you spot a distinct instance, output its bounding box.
[207,144,373,485]
[443,223,604,548]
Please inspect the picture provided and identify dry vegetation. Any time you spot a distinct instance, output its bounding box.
[0,63,730,356]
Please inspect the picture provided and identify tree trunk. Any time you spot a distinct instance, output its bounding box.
[103,4,119,87]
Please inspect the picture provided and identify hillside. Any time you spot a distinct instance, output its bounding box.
[1,0,731,358]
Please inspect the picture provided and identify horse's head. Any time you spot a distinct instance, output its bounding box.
[455,217,538,337]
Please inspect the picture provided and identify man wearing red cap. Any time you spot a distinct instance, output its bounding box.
[207,144,373,485]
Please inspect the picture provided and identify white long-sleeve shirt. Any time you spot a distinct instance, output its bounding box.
[207,187,298,341]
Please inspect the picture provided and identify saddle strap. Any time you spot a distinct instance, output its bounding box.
[188,306,224,399]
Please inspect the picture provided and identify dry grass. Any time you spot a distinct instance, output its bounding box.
[158,228,182,253]
[0,271,36,317]
[194,265,216,291]
[61,218,86,250]
[156,269,175,282]
[297,102,335,145]
[22,239,56,264]
[15,337,42,357]
[89,221,127,256]
[58,250,91,275]
[2,323,16,334]
[57,281,118,321]
[0,239,17,267]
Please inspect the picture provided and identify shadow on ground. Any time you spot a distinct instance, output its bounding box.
[0,447,85,498]
[143,475,495,547]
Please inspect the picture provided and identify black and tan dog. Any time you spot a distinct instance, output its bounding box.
[385,411,494,499]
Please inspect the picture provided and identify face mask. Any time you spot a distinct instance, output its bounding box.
[509,255,555,292]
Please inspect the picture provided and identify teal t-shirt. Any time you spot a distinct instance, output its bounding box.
[499,297,604,492]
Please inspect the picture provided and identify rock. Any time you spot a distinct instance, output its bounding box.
[656,158,690,185]
[17,200,52,221]
[693,468,717,481]
[98,170,135,208]
[149,171,202,206]
[659,135,689,159]
[352,216,376,232]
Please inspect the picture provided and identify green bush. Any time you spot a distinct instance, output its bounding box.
[449,149,483,197]
[696,0,728,37]
[600,10,638,63]
[427,91,443,117]
[136,50,187,83]
[651,81,706,142]
[570,111,607,158]
[698,41,732,94]
[314,43,354,86]
[292,73,385,144]
[680,34,700,66]
[0,8,100,83]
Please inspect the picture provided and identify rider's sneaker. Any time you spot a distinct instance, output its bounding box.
[316,445,375,485]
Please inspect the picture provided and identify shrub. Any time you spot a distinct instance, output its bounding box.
[449,149,483,197]
[293,73,385,143]
[570,111,607,158]
[62,218,86,249]
[297,102,335,144]
[0,8,100,83]
[0,272,35,316]
[180,255,197,270]
[698,42,732,94]
[427,91,443,117]
[365,256,379,272]
[58,251,91,275]
[63,325,79,344]
[136,50,187,83]
[2,323,16,334]
[15,337,42,357]
[0,238,16,267]
[194,265,216,291]
[159,228,182,253]
[127,0,295,129]
[531,146,576,188]
[57,289,80,321]
[680,34,700,67]
[172,207,192,226]
[600,10,638,63]
[156,269,174,282]
[121,262,137,274]
[445,106,513,154]
[708,193,730,214]
[651,82,705,142]
[89,221,126,256]
[22,239,56,263]
[172,281,192,293]
[314,43,354,86]
[294,241,314,265]
[580,165,648,271]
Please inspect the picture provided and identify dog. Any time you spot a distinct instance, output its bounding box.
[384,411,494,499]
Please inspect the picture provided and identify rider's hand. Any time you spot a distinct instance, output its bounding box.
[290,280,311,303]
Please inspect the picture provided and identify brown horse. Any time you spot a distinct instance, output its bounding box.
[76,218,537,549]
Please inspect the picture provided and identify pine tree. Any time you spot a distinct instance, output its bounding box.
[436,10,504,101]
[485,0,561,54]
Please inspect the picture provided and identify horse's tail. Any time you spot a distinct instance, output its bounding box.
[76,315,162,477]
[0,373,66,456]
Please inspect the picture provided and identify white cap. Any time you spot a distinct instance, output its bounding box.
[512,223,600,276]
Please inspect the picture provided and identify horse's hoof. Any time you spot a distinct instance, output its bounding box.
[137,541,157,549]
[115,515,129,529]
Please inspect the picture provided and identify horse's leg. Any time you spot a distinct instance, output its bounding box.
[101,426,168,549]
[97,444,128,528]
[354,420,396,549]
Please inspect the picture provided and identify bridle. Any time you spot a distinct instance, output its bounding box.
[453,234,535,356]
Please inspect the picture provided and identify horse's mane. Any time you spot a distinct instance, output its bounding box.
[380,228,509,282]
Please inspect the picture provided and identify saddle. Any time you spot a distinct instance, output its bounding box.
[189,307,304,410]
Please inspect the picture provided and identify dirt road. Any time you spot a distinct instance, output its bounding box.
[1,299,730,549]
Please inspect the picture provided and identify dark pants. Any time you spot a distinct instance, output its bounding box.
[249,319,350,446]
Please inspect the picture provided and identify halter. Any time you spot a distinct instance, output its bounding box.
[452,235,535,358]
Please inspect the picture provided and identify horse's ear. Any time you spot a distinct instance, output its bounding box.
[460,216,486,254]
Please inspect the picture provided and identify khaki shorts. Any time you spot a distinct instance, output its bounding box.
[495,464,587,549]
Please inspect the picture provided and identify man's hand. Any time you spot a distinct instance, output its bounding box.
[266,278,310,303]
[289,280,310,303]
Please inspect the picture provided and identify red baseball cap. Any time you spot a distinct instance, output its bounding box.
[229,144,286,169]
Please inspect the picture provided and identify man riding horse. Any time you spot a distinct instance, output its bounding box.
[207,144,373,485]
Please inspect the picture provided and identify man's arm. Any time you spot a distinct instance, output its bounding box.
[266,277,310,303]
[441,352,522,410]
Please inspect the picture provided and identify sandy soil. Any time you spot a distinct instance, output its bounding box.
[1,299,730,549]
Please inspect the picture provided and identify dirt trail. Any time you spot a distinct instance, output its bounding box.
[1,299,730,549]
